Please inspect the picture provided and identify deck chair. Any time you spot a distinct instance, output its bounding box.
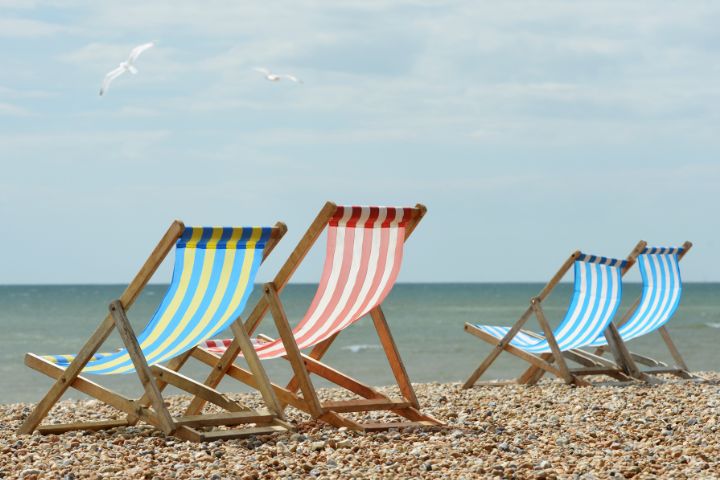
[18,221,293,442]
[576,242,697,380]
[462,244,646,389]
[184,202,443,432]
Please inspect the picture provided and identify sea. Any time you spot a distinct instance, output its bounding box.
[1,283,718,404]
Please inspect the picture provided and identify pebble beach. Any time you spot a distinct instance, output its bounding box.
[1,374,719,479]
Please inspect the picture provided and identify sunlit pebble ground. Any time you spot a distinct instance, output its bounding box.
[1,374,719,479]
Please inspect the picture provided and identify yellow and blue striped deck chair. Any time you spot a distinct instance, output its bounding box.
[19,221,292,442]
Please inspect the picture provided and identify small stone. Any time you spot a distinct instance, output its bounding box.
[311,441,326,451]
[499,442,510,451]
[336,439,352,449]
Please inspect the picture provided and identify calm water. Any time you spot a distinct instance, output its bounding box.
[0,283,718,404]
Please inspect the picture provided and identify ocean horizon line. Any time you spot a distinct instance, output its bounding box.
[2,281,720,287]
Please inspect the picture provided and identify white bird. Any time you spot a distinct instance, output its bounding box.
[253,67,303,83]
[99,42,155,96]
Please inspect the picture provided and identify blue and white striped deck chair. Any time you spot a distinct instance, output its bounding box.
[20,221,291,442]
[463,248,640,388]
[581,242,695,379]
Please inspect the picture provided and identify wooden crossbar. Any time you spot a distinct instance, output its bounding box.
[321,399,411,413]
[176,411,275,428]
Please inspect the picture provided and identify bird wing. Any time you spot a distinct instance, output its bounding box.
[128,42,154,63]
[283,74,302,83]
[253,67,270,75]
[99,65,126,96]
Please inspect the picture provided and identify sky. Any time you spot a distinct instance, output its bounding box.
[1,0,719,284]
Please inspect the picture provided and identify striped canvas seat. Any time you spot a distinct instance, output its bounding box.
[474,254,627,353]
[249,206,411,360]
[587,246,684,348]
[44,226,271,374]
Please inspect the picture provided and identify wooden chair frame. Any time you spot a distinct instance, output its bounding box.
[184,201,443,432]
[462,241,647,389]
[584,241,698,380]
[18,221,293,442]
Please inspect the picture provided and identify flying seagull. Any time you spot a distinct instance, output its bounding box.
[99,42,155,96]
[253,67,303,83]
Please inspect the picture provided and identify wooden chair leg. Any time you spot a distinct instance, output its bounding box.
[229,320,284,417]
[109,301,175,435]
[370,306,420,409]
[602,322,644,379]
[264,283,324,418]
[658,326,690,371]
[532,301,575,384]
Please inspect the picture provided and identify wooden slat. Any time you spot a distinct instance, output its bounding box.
[151,365,247,413]
[110,301,175,435]
[643,366,693,376]
[561,350,633,382]
[472,380,519,387]
[18,221,184,435]
[176,411,275,428]
[629,353,667,367]
[361,421,438,432]
[321,399,411,413]
[199,425,287,441]
[570,367,634,376]
[38,419,130,434]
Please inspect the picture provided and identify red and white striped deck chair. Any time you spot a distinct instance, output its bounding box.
[187,202,443,432]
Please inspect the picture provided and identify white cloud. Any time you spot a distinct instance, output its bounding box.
[0,17,68,37]
[0,102,31,115]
